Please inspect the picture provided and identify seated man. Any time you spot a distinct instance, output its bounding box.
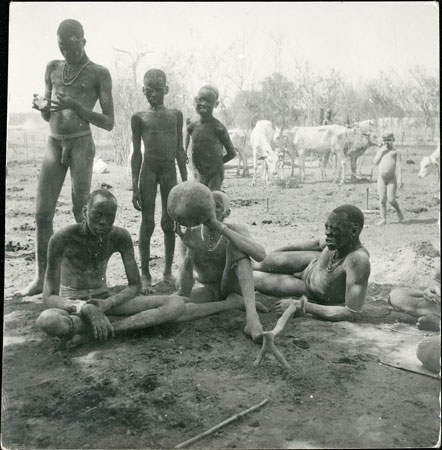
[175,191,267,343]
[36,189,256,347]
[253,205,371,321]
[388,265,440,331]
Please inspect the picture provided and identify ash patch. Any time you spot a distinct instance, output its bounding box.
[411,241,440,258]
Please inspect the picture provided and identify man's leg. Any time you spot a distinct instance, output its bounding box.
[253,271,309,297]
[253,250,320,273]
[220,243,264,343]
[159,168,178,285]
[69,135,95,222]
[389,287,440,318]
[207,165,224,191]
[377,176,387,225]
[139,169,158,293]
[15,139,68,297]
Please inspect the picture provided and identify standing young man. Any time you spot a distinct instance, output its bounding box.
[17,19,114,297]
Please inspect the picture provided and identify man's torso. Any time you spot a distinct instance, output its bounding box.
[57,224,128,290]
[136,108,180,162]
[48,60,102,135]
[188,118,226,173]
[378,147,398,178]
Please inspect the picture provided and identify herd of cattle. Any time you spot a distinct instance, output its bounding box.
[228,118,440,185]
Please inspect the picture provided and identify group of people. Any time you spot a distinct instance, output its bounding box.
[14,20,439,366]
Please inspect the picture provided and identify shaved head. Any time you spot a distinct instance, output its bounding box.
[212,191,230,215]
[199,84,219,100]
[87,189,117,209]
[332,204,364,230]
[144,69,167,87]
[57,19,84,40]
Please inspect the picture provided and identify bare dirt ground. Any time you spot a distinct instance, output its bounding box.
[3,132,441,449]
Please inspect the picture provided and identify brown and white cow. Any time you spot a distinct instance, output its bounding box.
[228,128,251,177]
[250,120,278,186]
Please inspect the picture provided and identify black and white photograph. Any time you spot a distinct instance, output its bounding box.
[3,2,440,448]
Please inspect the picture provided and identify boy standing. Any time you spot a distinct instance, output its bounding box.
[186,85,236,191]
[373,131,404,225]
[131,69,187,293]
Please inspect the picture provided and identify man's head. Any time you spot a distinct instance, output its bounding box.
[84,189,118,237]
[212,191,231,222]
[143,69,168,107]
[194,85,219,118]
[382,131,395,148]
[324,205,364,251]
[57,19,86,65]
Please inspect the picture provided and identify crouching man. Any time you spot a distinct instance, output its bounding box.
[37,189,257,347]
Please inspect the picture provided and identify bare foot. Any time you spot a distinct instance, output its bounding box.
[141,275,155,294]
[163,273,176,286]
[66,333,93,350]
[244,313,264,344]
[14,277,43,297]
[397,211,405,223]
[376,219,386,226]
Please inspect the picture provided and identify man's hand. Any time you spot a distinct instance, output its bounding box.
[276,298,307,317]
[50,93,81,112]
[88,297,114,312]
[132,189,142,211]
[80,304,114,340]
[174,222,197,248]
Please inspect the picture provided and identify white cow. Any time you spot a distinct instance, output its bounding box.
[250,120,278,186]
[273,127,299,178]
[228,128,251,177]
[294,125,376,184]
[418,144,440,179]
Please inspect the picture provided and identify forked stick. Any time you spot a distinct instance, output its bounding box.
[254,297,306,369]
[175,398,269,448]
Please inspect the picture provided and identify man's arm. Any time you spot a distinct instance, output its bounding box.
[52,66,115,131]
[42,234,83,312]
[210,221,266,262]
[177,246,195,297]
[306,252,370,321]
[131,114,143,211]
[96,229,141,312]
[274,237,324,252]
[175,111,188,181]
[218,126,237,164]
[35,61,56,123]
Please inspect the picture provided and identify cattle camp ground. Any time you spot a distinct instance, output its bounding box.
[3,116,440,449]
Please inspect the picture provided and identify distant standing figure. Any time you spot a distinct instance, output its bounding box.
[185,85,236,191]
[16,19,114,297]
[131,69,187,293]
[373,131,404,225]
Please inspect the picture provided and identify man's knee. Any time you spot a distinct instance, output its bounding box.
[161,214,174,234]
[141,216,155,236]
[35,210,54,226]
[164,295,186,320]
[36,309,72,337]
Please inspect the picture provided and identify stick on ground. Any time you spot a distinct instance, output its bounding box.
[175,398,269,448]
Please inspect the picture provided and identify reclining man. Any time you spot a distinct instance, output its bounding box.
[36,189,263,347]
[253,205,371,321]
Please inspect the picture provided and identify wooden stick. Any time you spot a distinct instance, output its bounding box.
[175,398,269,448]
[379,360,440,380]
[266,197,269,211]
[366,187,369,210]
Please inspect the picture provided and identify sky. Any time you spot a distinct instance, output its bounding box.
[7,1,440,113]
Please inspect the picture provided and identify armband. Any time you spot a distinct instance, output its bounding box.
[71,300,87,315]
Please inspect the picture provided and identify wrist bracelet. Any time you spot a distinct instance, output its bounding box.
[72,300,87,315]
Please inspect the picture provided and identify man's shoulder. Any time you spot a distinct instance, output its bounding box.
[88,61,112,78]
[47,60,63,70]
[346,246,371,270]
[51,224,81,242]
[110,226,133,247]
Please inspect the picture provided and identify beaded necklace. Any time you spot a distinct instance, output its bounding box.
[62,59,90,86]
